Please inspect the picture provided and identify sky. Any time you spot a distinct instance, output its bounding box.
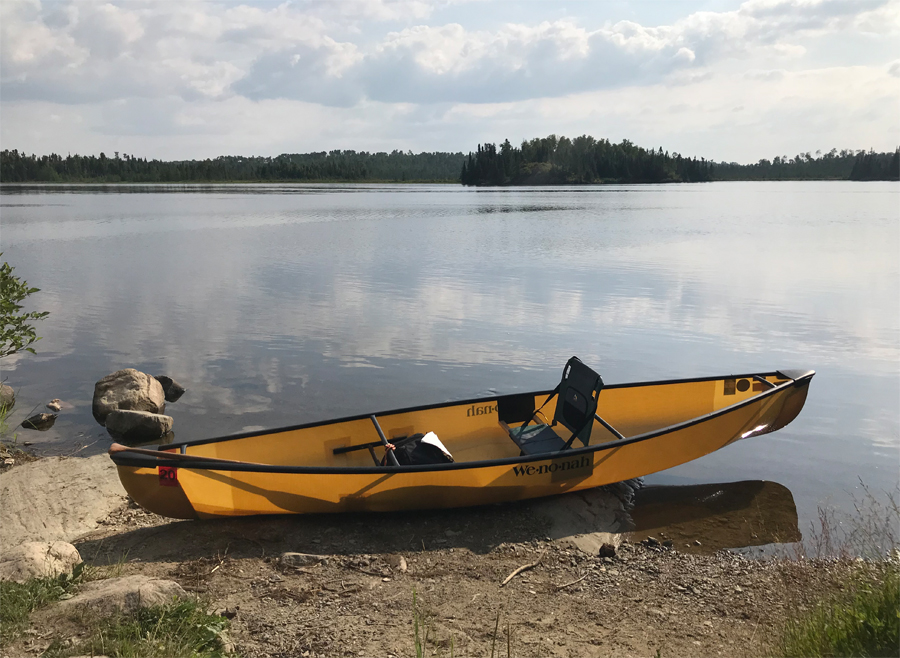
[1,0,898,163]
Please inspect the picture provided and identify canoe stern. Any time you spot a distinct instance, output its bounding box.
[115,464,199,520]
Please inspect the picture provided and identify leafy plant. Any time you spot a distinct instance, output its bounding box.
[0,255,49,359]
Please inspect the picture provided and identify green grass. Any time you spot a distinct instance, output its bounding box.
[777,564,899,658]
[0,564,85,645]
[43,599,231,658]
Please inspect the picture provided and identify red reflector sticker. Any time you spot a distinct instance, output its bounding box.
[159,466,178,486]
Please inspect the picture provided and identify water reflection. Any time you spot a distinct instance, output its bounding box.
[628,480,801,554]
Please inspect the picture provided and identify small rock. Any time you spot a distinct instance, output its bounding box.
[46,399,62,412]
[0,541,82,583]
[694,540,702,546]
[662,540,674,548]
[597,543,617,558]
[3,458,14,466]
[734,585,744,593]
[21,413,57,431]
[154,375,186,403]
[280,552,329,568]
[57,575,186,614]
[644,537,660,548]
[0,383,15,409]
[105,410,174,443]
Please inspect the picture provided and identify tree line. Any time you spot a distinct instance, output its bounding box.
[460,135,713,185]
[1,143,897,185]
[0,150,466,183]
[713,148,899,181]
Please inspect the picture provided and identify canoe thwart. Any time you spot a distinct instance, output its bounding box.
[594,413,626,440]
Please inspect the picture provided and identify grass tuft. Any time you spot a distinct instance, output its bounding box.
[777,564,899,658]
[0,564,85,645]
[43,598,231,658]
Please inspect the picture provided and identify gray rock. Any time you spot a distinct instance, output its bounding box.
[154,375,186,403]
[0,541,82,583]
[92,369,165,425]
[597,542,617,558]
[57,575,186,614]
[22,412,57,431]
[281,552,330,568]
[0,384,14,409]
[105,410,174,443]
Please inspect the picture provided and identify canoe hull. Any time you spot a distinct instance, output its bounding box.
[113,371,812,519]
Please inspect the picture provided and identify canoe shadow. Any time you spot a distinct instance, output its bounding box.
[75,496,566,567]
[75,479,800,566]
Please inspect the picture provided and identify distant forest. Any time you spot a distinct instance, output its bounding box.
[460,136,899,185]
[460,135,713,185]
[1,141,897,185]
[713,148,899,182]
[0,149,464,183]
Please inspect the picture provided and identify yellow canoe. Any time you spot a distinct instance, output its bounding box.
[109,361,814,520]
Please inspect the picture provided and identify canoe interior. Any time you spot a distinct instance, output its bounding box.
[172,373,793,468]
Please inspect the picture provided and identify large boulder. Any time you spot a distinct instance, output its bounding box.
[154,375,186,403]
[0,454,126,551]
[0,541,82,583]
[105,410,174,444]
[57,575,186,614]
[92,369,165,425]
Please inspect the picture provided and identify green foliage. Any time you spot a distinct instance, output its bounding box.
[850,149,900,181]
[0,563,85,645]
[713,148,900,181]
[43,598,231,658]
[777,564,899,658]
[0,148,466,183]
[460,134,713,186]
[0,255,49,359]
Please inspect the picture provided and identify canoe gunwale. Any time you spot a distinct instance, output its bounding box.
[110,370,814,475]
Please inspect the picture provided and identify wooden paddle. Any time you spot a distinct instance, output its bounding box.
[108,442,268,467]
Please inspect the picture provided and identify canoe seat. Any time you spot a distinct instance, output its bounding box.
[501,356,604,455]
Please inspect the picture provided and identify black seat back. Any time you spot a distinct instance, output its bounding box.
[554,356,604,447]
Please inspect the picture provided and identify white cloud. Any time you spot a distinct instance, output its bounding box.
[0,0,897,160]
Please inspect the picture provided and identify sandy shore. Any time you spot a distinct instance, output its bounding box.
[0,454,857,657]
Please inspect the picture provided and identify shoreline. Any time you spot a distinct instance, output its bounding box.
[2,453,894,657]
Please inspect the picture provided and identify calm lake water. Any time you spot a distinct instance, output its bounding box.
[1,181,897,546]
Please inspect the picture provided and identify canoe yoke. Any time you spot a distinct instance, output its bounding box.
[500,356,623,456]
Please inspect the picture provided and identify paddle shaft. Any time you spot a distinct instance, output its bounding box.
[109,442,268,467]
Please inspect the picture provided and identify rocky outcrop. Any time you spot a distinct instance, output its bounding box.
[56,575,186,614]
[22,412,57,430]
[154,375,186,403]
[0,383,14,409]
[105,410,174,443]
[0,454,125,550]
[0,541,82,583]
[92,369,165,425]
